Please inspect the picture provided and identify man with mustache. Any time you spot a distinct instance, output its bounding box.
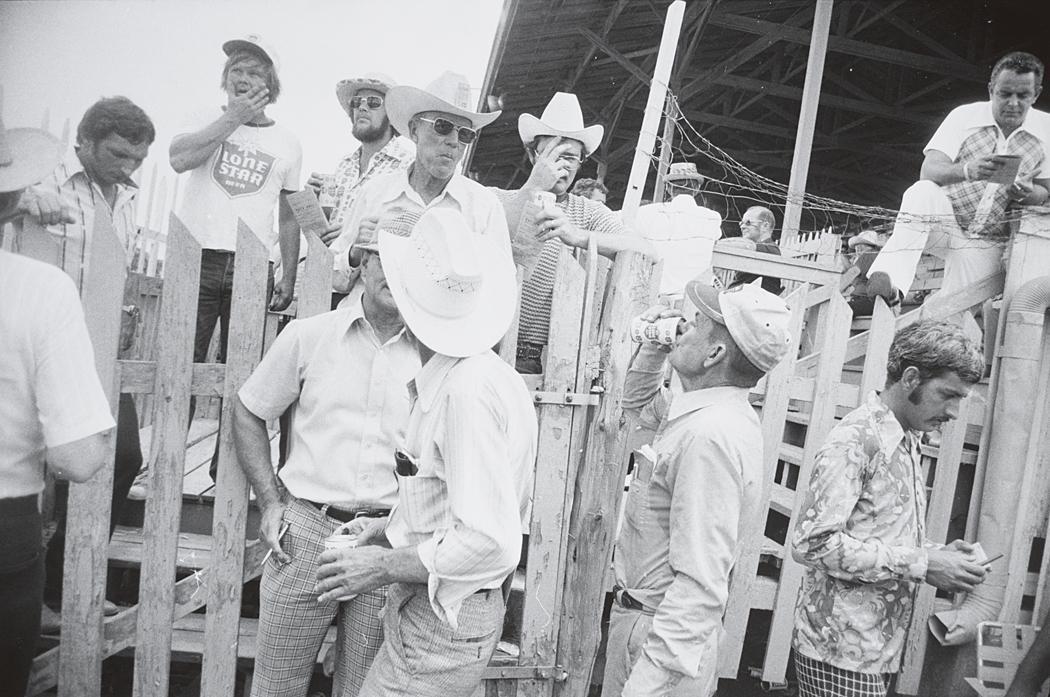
[792,321,989,696]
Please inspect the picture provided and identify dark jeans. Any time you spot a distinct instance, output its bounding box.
[191,249,274,480]
[44,394,141,605]
[0,495,45,697]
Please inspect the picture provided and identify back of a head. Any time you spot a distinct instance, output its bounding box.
[77,96,155,146]
[886,321,985,386]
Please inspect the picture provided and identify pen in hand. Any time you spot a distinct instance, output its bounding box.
[262,521,290,564]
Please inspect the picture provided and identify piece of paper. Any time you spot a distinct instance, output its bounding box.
[988,154,1021,186]
[286,188,329,236]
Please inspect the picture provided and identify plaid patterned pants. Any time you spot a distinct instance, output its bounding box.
[360,582,504,696]
[795,652,889,697]
[250,497,385,697]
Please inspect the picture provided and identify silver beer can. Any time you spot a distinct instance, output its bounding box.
[630,316,684,346]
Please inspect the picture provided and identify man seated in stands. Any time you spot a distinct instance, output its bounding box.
[868,52,1050,301]
[571,177,609,204]
[732,205,784,296]
[636,162,723,300]
[844,228,900,317]
[491,91,653,374]
[602,282,792,697]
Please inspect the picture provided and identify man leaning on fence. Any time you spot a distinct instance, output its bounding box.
[13,96,155,627]
[0,112,114,697]
[233,220,418,695]
[314,208,537,696]
[791,321,990,697]
[602,280,792,697]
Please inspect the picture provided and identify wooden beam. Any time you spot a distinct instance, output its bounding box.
[782,0,834,244]
[577,27,653,85]
[564,0,632,91]
[707,12,987,82]
[464,0,520,174]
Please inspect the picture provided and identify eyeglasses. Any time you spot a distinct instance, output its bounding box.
[417,117,478,145]
[556,153,582,166]
[349,95,384,110]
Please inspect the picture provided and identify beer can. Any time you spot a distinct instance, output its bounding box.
[323,522,360,602]
[630,316,684,346]
[317,174,341,209]
[534,190,556,211]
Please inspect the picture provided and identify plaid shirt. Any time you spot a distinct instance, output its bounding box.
[326,136,415,226]
[384,352,537,629]
[792,391,929,674]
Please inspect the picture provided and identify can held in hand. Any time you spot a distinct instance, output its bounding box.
[323,522,360,602]
[317,174,342,209]
[630,316,685,346]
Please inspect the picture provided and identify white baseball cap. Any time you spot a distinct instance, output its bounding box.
[685,279,792,372]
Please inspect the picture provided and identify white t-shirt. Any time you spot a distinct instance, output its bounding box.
[0,250,115,498]
[174,111,302,251]
[636,195,723,296]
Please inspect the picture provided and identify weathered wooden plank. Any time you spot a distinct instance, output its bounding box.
[200,222,270,696]
[719,285,808,677]
[297,230,332,319]
[898,396,973,694]
[859,298,896,397]
[711,247,844,286]
[132,215,200,697]
[517,250,586,697]
[58,203,125,696]
[554,251,657,697]
[500,267,525,367]
[763,293,852,682]
[120,360,226,395]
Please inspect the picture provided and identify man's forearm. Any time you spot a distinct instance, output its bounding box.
[231,397,282,508]
[382,544,430,585]
[278,192,300,283]
[169,113,242,173]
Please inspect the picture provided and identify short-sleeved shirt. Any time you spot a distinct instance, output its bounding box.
[635,195,722,296]
[0,250,115,498]
[493,190,624,346]
[924,102,1050,240]
[174,112,302,251]
[238,296,418,507]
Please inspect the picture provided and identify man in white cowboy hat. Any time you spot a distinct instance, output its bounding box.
[234,217,418,697]
[310,73,415,304]
[315,208,537,696]
[732,205,784,296]
[492,91,654,373]
[0,108,114,695]
[845,227,900,317]
[636,162,723,298]
[602,281,792,697]
[332,71,511,293]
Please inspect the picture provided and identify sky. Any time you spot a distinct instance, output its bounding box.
[0,0,504,228]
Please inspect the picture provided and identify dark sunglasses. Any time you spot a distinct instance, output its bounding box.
[418,117,478,145]
[350,95,384,110]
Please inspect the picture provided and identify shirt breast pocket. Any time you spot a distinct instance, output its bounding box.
[395,472,450,534]
[624,446,658,530]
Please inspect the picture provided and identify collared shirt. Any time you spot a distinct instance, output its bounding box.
[636,195,723,296]
[0,251,115,498]
[13,150,139,292]
[326,136,415,293]
[614,345,763,683]
[384,351,537,629]
[332,167,512,292]
[237,296,418,507]
[792,390,929,674]
[491,189,624,346]
[925,102,1050,240]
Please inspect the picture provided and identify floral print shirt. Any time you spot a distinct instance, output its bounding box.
[792,391,929,674]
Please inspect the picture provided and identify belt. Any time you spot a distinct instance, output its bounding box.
[305,500,390,523]
[516,341,544,361]
[612,585,647,612]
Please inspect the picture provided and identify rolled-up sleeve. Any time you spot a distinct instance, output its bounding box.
[238,322,304,421]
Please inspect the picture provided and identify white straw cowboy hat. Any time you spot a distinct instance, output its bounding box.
[665,162,705,184]
[0,91,64,193]
[379,208,516,358]
[518,92,604,157]
[386,71,500,137]
[223,33,280,71]
[847,229,888,250]
[335,72,396,116]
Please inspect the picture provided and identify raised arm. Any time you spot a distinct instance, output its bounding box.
[169,86,269,173]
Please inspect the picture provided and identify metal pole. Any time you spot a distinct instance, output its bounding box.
[781,0,833,244]
[620,0,686,227]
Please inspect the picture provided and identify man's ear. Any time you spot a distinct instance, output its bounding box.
[900,365,922,390]
[703,341,728,370]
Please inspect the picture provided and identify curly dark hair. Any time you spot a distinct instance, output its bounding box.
[76,97,155,146]
[885,321,984,386]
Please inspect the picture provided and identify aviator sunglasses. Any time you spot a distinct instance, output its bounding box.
[417,117,478,145]
[349,95,384,110]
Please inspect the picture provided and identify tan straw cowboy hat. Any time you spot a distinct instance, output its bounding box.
[386,71,500,136]
[335,72,396,116]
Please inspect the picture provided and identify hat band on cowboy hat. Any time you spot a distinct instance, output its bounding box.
[379,207,516,358]
[518,91,603,158]
[386,71,500,139]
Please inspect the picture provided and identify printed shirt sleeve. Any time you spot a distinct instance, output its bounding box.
[791,425,928,583]
[237,320,305,420]
[586,199,627,235]
[415,382,522,629]
[34,273,115,447]
[635,430,740,680]
[924,105,972,162]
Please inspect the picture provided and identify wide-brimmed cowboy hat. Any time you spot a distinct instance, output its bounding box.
[665,162,705,183]
[335,73,396,116]
[386,71,500,137]
[223,33,280,71]
[847,229,887,249]
[0,96,64,193]
[518,92,603,157]
[379,208,516,358]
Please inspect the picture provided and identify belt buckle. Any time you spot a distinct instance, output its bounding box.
[353,509,372,519]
